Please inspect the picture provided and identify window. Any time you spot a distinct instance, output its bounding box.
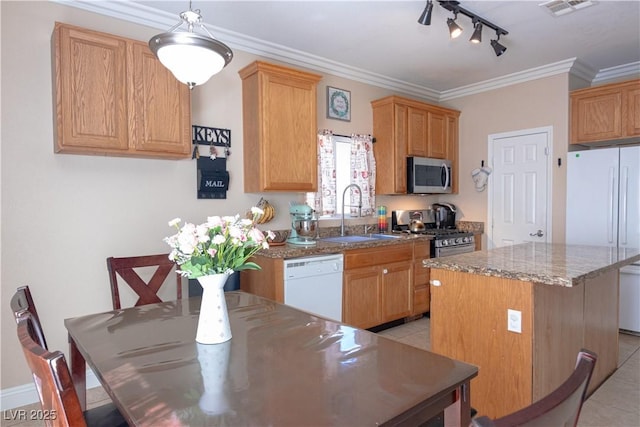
[307,133,376,218]
[334,136,351,215]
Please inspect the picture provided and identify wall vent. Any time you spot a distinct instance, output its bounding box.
[539,0,595,17]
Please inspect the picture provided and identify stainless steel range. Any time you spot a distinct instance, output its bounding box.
[391,209,475,258]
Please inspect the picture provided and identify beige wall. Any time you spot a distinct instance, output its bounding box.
[1,0,576,393]
[443,75,571,247]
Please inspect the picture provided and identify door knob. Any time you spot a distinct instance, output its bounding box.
[529,229,544,237]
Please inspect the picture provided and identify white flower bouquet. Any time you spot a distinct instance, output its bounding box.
[164,208,274,278]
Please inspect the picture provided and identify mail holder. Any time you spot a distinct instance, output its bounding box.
[197,157,229,199]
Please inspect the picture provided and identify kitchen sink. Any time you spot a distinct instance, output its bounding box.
[320,234,402,244]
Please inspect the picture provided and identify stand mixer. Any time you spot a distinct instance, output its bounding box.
[287,203,318,245]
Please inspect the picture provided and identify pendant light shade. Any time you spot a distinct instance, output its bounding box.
[149,8,233,89]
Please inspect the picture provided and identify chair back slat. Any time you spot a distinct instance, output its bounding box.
[472,349,597,427]
[107,254,182,310]
[10,286,48,349]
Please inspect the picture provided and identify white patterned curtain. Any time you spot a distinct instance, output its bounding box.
[350,134,376,216]
[306,130,336,215]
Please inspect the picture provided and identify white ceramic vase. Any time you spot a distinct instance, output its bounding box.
[196,273,232,344]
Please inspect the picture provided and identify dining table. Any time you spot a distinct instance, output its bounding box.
[65,291,478,426]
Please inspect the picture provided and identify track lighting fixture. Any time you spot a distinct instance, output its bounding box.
[470,21,482,44]
[447,14,463,38]
[418,1,509,56]
[418,0,434,26]
[491,34,507,57]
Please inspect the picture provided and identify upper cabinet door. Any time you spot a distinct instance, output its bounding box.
[426,111,447,159]
[130,42,191,156]
[239,61,322,192]
[571,88,623,143]
[407,107,428,157]
[54,24,129,151]
[626,86,640,137]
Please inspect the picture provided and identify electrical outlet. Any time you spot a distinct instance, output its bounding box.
[507,309,522,333]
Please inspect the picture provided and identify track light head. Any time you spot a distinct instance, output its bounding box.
[418,0,434,26]
[470,21,482,44]
[447,15,463,39]
[491,35,507,56]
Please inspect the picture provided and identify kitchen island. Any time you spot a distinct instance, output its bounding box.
[424,242,640,420]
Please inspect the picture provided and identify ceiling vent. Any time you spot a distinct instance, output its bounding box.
[539,0,596,17]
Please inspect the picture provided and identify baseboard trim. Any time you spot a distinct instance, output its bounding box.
[1,370,100,410]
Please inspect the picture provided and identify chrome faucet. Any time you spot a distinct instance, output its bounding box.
[341,184,363,236]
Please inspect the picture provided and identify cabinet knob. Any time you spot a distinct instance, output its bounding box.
[383,268,388,274]
[430,279,441,287]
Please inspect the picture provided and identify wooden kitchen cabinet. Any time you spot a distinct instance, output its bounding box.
[343,243,413,329]
[239,61,322,192]
[372,95,460,194]
[570,78,640,144]
[53,22,191,158]
[412,241,431,315]
[240,255,284,303]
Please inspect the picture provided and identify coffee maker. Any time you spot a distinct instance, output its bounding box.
[431,203,457,229]
[287,203,318,245]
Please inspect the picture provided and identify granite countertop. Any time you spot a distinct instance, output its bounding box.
[260,233,429,259]
[423,242,640,287]
[258,221,485,259]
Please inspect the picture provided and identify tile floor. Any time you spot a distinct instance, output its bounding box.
[3,316,639,426]
[377,316,640,427]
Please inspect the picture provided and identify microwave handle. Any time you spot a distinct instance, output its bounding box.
[441,163,450,190]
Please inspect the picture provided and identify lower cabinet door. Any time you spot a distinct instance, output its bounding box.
[381,261,413,322]
[343,267,381,329]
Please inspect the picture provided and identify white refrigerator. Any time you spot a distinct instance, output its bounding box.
[566,146,640,335]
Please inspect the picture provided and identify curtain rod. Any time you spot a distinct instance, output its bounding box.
[333,133,376,143]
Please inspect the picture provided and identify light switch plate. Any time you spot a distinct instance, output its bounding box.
[507,309,522,333]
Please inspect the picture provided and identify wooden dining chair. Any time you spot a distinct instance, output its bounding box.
[11,288,127,427]
[107,253,182,310]
[471,349,597,427]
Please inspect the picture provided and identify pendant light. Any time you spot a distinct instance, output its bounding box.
[149,2,233,89]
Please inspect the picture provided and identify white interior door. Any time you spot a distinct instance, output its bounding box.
[488,127,552,248]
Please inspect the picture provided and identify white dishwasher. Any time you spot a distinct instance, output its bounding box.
[283,254,344,322]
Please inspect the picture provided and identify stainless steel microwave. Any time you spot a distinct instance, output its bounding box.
[407,157,452,194]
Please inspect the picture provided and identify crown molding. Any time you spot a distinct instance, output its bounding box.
[593,61,640,84]
[439,58,587,101]
[52,0,638,103]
